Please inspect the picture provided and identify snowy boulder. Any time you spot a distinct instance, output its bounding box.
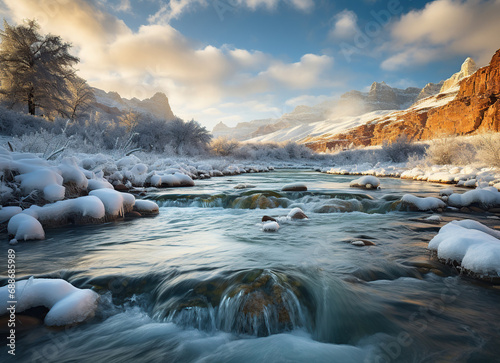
[447,188,500,208]
[428,220,500,278]
[262,221,279,232]
[350,239,376,247]
[133,200,159,215]
[7,213,45,241]
[282,183,307,192]
[89,189,135,217]
[87,179,114,191]
[23,196,106,228]
[0,206,22,223]
[287,207,308,220]
[0,278,99,326]
[350,176,380,190]
[58,158,88,190]
[401,194,446,211]
[439,189,454,197]
[149,173,195,187]
[15,168,64,201]
[235,184,256,189]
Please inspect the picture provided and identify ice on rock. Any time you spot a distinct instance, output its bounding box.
[401,194,446,211]
[133,200,159,215]
[262,221,279,232]
[7,213,45,240]
[428,220,500,277]
[89,189,135,216]
[0,278,99,326]
[349,176,380,189]
[0,206,22,222]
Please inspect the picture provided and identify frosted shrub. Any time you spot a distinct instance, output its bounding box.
[210,137,240,156]
[474,132,500,168]
[425,136,465,165]
[381,135,426,163]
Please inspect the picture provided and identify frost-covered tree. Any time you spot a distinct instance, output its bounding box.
[0,20,79,115]
[63,76,95,120]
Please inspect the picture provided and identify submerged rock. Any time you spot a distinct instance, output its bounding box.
[282,183,307,192]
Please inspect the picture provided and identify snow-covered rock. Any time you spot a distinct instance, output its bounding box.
[7,213,45,241]
[401,194,446,211]
[448,188,500,208]
[350,176,380,189]
[282,183,307,192]
[287,207,308,220]
[89,189,135,217]
[0,206,22,223]
[0,278,99,326]
[262,221,279,232]
[428,220,500,278]
[133,200,159,215]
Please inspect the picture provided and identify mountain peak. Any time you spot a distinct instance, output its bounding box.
[440,56,478,93]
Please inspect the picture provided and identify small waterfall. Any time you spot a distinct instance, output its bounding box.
[162,270,312,336]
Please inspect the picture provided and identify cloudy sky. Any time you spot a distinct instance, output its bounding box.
[1,0,499,129]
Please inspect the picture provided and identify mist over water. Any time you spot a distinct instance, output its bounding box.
[2,170,500,363]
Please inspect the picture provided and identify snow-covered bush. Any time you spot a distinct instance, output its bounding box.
[210,137,240,156]
[425,135,475,165]
[474,132,500,168]
[232,142,315,160]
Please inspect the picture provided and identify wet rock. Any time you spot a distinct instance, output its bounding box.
[282,183,307,192]
[114,184,129,192]
[288,207,308,220]
[350,239,376,246]
[489,208,500,214]
[469,206,487,213]
[460,207,471,213]
[125,211,142,219]
[262,216,277,222]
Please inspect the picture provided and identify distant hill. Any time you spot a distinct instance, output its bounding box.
[92,88,176,121]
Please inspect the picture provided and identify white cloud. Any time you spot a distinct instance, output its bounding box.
[382,0,500,69]
[285,94,329,108]
[259,54,334,89]
[1,0,334,126]
[329,10,358,40]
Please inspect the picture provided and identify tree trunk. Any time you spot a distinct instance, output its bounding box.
[28,89,35,115]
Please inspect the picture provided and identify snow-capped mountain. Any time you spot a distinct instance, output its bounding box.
[213,82,422,141]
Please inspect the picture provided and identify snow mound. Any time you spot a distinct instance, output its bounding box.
[448,188,500,208]
[7,213,45,241]
[87,179,114,191]
[350,176,380,189]
[401,194,446,211]
[428,220,500,278]
[0,206,22,222]
[89,189,135,216]
[150,172,195,187]
[0,278,99,326]
[262,221,279,232]
[15,168,64,201]
[133,200,159,215]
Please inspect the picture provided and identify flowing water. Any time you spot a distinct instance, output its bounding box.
[2,170,500,363]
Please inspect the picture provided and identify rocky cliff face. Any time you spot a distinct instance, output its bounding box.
[416,81,444,101]
[304,50,499,152]
[440,57,478,93]
[92,89,176,121]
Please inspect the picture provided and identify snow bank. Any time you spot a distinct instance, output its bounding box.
[15,168,64,201]
[7,213,45,241]
[24,196,106,224]
[401,194,446,211]
[428,220,500,278]
[0,278,99,326]
[350,176,380,189]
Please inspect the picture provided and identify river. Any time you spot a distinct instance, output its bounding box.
[2,170,500,363]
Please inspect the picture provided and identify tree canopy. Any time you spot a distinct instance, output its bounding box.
[0,19,79,115]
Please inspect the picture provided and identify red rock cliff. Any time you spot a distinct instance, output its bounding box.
[305,49,500,152]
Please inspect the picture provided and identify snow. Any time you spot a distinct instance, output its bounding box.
[43,183,66,202]
[0,278,99,326]
[287,207,308,219]
[234,183,256,189]
[262,221,279,232]
[428,220,500,277]
[448,188,500,208]
[58,157,88,189]
[7,213,45,240]
[134,200,159,214]
[87,178,114,191]
[401,194,446,211]
[89,189,135,216]
[0,206,22,222]
[15,168,64,200]
[350,176,380,189]
[439,188,454,196]
[150,172,195,187]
